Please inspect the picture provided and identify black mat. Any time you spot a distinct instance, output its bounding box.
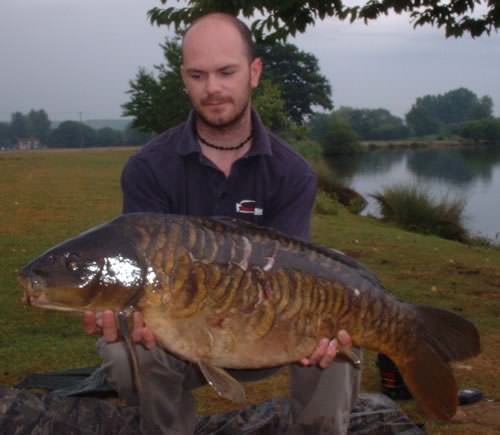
[6,368,426,434]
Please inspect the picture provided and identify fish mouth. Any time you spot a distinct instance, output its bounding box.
[18,275,35,306]
[18,274,86,313]
[18,274,49,307]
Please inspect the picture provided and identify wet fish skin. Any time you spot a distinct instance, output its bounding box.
[19,212,480,420]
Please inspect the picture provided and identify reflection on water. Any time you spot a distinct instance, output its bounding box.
[327,146,500,240]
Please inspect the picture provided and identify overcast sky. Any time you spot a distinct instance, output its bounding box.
[1,0,499,122]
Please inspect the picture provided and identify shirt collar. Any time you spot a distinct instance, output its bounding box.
[176,109,272,157]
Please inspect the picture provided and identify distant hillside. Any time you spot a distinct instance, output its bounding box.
[85,119,132,131]
[50,118,132,130]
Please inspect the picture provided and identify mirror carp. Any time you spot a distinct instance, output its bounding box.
[18,213,480,420]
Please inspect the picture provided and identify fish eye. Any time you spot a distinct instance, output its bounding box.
[65,252,81,272]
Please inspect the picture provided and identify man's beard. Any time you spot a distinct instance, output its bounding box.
[194,97,251,131]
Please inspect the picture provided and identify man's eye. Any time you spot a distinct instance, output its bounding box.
[189,74,202,80]
[222,70,235,76]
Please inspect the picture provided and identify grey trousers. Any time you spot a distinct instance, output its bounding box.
[97,340,362,435]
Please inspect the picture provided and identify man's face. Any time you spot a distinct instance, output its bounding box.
[181,18,262,129]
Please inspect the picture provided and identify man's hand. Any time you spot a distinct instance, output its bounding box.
[300,329,353,369]
[83,310,157,350]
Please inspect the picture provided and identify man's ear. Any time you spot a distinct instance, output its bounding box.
[250,57,263,89]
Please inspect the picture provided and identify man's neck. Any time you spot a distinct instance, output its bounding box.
[195,111,252,148]
[195,109,253,176]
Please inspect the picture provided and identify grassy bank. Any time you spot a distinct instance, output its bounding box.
[1,149,499,433]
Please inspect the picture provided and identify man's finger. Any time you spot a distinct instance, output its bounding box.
[307,337,330,366]
[319,338,338,368]
[102,310,118,342]
[133,311,145,328]
[132,311,145,343]
[335,330,361,367]
[337,329,352,347]
[142,327,157,350]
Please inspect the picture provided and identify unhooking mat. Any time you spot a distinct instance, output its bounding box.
[0,386,425,434]
[4,366,427,434]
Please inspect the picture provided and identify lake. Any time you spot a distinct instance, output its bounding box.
[327,146,500,241]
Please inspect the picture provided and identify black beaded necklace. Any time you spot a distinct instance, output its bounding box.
[197,130,252,151]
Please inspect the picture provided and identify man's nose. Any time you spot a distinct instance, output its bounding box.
[205,74,221,94]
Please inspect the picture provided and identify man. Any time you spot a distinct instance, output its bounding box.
[84,12,361,434]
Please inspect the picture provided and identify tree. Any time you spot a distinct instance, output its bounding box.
[122,39,190,134]
[10,112,30,139]
[47,121,97,148]
[460,118,500,144]
[96,127,123,146]
[148,1,499,40]
[309,111,360,155]
[0,122,13,148]
[406,88,493,136]
[335,107,409,140]
[27,109,51,143]
[252,79,289,132]
[122,38,326,132]
[323,118,360,155]
[8,110,51,144]
[310,107,408,141]
[123,125,154,146]
[256,43,332,123]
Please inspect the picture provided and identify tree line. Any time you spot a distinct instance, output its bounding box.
[3,42,498,152]
[0,110,152,149]
[310,88,499,155]
[123,36,499,156]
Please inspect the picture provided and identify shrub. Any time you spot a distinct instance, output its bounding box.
[281,126,323,165]
[311,159,367,213]
[314,191,339,215]
[308,112,360,155]
[460,118,500,144]
[371,184,467,241]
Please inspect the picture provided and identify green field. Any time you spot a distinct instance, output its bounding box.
[1,148,499,433]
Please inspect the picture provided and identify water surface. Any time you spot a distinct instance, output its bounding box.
[327,146,500,241]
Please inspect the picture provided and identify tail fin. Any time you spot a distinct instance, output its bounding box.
[393,304,480,420]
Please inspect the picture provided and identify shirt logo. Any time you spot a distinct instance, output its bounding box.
[236,200,263,216]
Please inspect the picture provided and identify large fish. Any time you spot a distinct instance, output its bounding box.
[18,213,480,420]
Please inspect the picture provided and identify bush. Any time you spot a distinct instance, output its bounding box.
[372,184,467,241]
[460,118,500,144]
[285,127,325,163]
[314,191,339,215]
[311,159,367,213]
[323,119,360,155]
[308,112,360,155]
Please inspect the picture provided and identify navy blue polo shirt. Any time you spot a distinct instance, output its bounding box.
[121,110,317,240]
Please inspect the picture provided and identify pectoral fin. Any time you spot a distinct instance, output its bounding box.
[198,360,247,404]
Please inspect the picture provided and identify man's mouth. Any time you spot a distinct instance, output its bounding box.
[202,98,231,107]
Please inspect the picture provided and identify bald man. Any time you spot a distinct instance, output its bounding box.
[84,12,361,435]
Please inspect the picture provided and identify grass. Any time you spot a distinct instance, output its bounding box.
[372,184,468,242]
[1,148,500,433]
[0,148,131,383]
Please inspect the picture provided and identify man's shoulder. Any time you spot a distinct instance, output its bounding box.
[266,132,315,177]
[133,123,186,161]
